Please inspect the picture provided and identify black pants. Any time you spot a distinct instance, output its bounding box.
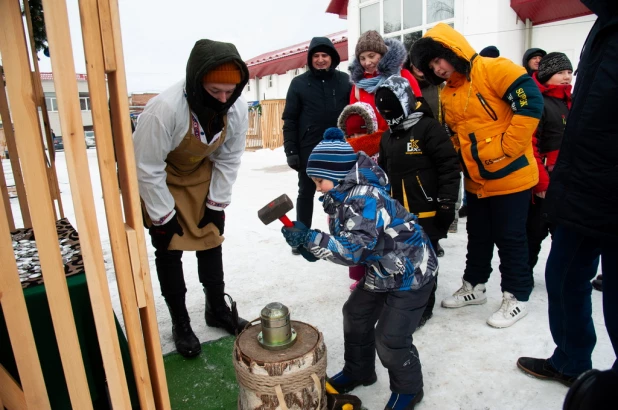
[463,190,533,301]
[526,196,553,273]
[154,246,224,300]
[342,279,434,394]
[296,145,318,228]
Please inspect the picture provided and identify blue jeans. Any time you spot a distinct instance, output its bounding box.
[463,190,533,301]
[546,225,618,376]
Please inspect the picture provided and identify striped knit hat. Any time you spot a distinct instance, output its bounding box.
[306,128,357,183]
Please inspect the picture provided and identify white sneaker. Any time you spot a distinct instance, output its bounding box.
[486,292,528,328]
[441,279,487,308]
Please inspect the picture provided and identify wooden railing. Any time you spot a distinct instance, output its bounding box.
[245,99,286,150]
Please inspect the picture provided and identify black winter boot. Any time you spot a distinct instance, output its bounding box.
[165,298,201,358]
[204,285,249,335]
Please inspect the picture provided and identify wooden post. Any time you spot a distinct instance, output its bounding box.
[0,66,31,228]
[0,0,93,408]
[0,182,50,409]
[76,0,156,407]
[105,0,172,407]
[22,0,65,221]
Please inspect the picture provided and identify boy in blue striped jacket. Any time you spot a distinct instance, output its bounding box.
[281,128,437,410]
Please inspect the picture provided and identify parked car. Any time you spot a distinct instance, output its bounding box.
[85,131,96,148]
[53,136,63,151]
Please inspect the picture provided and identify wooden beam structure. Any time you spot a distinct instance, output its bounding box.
[0,0,171,408]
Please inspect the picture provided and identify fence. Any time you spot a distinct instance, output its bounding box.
[245,99,286,150]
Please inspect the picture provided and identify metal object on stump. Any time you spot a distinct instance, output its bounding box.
[234,303,327,410]
[258,302,297,350]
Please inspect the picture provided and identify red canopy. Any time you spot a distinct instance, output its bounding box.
[326,0,349,19]
[246,33,348,79]
[511,0,592,25]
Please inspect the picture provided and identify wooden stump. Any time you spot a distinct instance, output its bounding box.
[234,321,327,410]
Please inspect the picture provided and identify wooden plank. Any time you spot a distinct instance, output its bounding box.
[76,1,156,408]
[96,0,117,72]
[0,1,93,408]
[0,67,31,228]
[0,183,50,409]
[23,0,65,220]
[40,0,138,408]
[126,225,147,308]
[0,365,27,410]
[105,0,171,407]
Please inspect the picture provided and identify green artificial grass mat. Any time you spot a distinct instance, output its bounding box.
[163,336,238,409]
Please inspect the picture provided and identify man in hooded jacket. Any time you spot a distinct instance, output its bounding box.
[282,37,351,251]
[134,39,249,358]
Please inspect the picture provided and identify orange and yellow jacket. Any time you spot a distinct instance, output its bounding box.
[425,23,543,198]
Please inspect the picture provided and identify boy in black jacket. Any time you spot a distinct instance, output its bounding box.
[376,75,460,326]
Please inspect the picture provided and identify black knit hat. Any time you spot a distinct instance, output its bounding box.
[537,52,573,84]
[480,45,500,58]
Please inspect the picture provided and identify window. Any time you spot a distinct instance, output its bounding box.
[79,97,91,111]
[268,75,273,88]
[360,2,380,33]
[360,0,455,52]
[45,96,58,112]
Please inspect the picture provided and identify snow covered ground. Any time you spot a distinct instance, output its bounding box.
[5,147,613,410]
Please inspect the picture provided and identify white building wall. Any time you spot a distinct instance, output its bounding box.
[39,79,96,137]
[242,62,350,103]
[347,0,594,81]
[530,15,596,76]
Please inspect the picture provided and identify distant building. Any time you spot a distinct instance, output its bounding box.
[39,72,104,137]
[327,0,594,80]
[243,31,349,103]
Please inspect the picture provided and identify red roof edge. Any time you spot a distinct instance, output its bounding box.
[326,0,349,19]
[510,0,592,25]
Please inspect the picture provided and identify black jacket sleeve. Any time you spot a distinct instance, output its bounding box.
[423,120,461,204]
[282,79,301,157]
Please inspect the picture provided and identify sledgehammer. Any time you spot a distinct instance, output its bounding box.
[257,194,294,227]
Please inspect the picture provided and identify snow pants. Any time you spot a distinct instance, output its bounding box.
[342,279,434,394]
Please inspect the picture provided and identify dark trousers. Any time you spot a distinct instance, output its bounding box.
[546,225,618,376]
[463,190,533,301]
[527,196,553,273]
[154,246,224,300]
[422,239,440,317]
[297,146,318,228]
[342,279,434,394]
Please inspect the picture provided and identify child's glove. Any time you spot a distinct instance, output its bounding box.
[434,203,455,233]
[149,213,184,250]
[298,246,318,262]
[281,221,310,248]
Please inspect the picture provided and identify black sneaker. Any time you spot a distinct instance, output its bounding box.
[327,370,377,394]
[517,357,578,387]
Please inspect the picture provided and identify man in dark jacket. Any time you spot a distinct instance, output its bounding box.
[517,0,618,388]
[522,47,547,75]
[282,37,351,254]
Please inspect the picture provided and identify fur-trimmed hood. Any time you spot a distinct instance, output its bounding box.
[337,101,378,135]
[410,23,476,85]
[349,37,407,84]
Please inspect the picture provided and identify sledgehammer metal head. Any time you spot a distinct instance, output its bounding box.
[258,194,294,227]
